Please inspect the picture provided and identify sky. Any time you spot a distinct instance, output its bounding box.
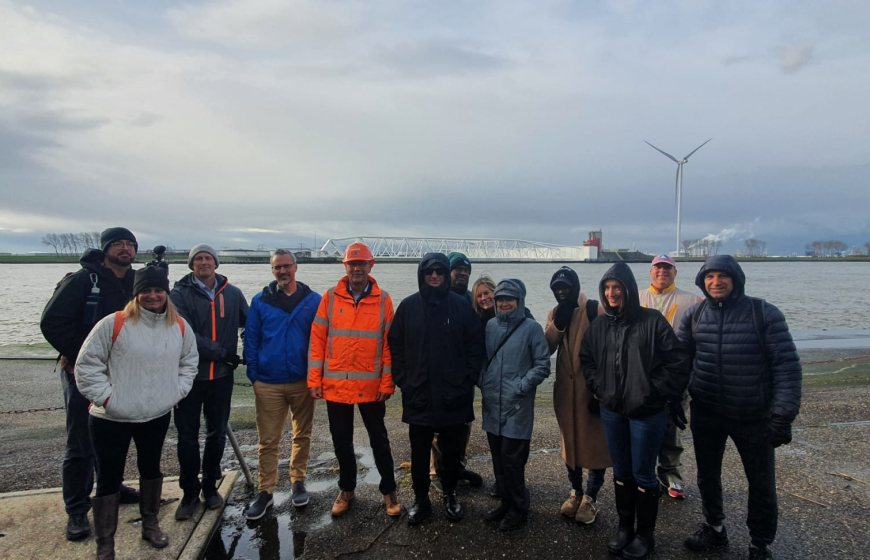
[1,0,868,256]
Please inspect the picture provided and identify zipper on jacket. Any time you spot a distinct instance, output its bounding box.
[716,300,725,416]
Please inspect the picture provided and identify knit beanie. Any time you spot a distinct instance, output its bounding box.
[134,263,170,295]
[188,243,219,270]
[100,227,138,253]
[448,251,471,271]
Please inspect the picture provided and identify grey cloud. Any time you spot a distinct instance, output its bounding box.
[779,44,813,74]
[376,40,510,78]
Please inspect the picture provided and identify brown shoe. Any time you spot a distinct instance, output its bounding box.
[384,492,402,517]
[331,491,354,517]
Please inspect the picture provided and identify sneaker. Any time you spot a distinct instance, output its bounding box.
[175,492,200,520]
[684,523,729,551]
[574,494,598,524]
[667,481,686,500]
[65,513,91,541]
[749,545,774,559]
[559,489,581,517]
[204,492,224,510]
[384,492,402,517]
[246,491,273,521]
[331,490,354,517]
[291,481,310,507]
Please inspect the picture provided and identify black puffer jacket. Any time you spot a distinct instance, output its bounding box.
[170,272,249,382]
[676,255,801,422]
[40,249,135,365]
[388,253,484,426]
[580,262,689,418]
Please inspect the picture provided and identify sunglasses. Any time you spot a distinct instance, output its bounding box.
[423,268,446,276]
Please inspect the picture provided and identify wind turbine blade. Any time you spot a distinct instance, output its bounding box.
[644,140,679,163]
[683,138,712,160]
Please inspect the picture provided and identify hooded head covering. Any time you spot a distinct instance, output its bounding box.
[550,266,580,304]
[598,262,639,318]
[417,252,451,301]
[494,278,527,323]
[134,262,170,295]
[695,254,746,301]
[188,243,219,269]
[100,227,138,253]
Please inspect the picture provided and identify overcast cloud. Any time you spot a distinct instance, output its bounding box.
[1,0,868,255]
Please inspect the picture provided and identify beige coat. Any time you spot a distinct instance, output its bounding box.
[545,293,611,470]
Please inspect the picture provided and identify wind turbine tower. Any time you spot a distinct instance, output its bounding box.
[644,139,711,257]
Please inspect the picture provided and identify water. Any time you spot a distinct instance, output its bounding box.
[1,261,869,354]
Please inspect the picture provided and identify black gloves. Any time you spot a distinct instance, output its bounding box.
[553,300,578,331]
[223,353,241,370]
[587,395,600,415]
[766,415,792,447]
[669,400,687,430]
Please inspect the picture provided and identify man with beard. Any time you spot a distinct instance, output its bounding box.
[243,249,321,520]
[389,253,483,525]
[41,227,142,541]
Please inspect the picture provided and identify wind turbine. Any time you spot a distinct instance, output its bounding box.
[644,138,711,257]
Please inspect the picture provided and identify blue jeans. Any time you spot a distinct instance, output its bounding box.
[599,406,668,489]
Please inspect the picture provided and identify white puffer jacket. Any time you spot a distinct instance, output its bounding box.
[75,308,199,423]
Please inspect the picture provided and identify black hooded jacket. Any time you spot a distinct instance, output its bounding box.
[388,253,484,426]
[676,255,801,422]
[40,248,136,365]
[580,262,690,418]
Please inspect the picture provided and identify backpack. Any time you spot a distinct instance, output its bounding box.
[111,311,185,345]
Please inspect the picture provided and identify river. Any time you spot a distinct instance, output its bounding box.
[1,261,869,356]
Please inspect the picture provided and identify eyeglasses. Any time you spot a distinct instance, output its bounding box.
[423,268,446,277]
[272,264,295,271]
[109,241,136,249]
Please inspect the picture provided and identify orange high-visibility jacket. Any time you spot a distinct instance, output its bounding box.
[307,276,394,404]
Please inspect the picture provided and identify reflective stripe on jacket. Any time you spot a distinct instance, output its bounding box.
[307,276,395,404]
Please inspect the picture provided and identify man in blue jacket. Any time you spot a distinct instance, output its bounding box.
[170,244,248,520]
[243,249,321,520]
[678,255,801,560]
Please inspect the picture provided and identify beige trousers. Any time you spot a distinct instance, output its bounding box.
[253,380,315,492]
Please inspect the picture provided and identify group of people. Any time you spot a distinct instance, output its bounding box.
[40,229,801,560]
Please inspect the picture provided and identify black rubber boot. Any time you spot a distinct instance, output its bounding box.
[139,477,169,548]
[92,492,119,560]
[607,478,637,555]
[622,485,660,560]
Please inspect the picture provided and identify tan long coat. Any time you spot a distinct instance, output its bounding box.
[545,293,611,470]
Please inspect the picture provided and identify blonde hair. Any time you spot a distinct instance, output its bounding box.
[122,294,180,326]
[471,275,497,314]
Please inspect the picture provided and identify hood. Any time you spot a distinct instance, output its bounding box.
[599,262,640,318]
[494,278,527,323]
[694,254,746,301]
[417,252,451,300]
[79,248,106,269]
[550,266,580,304]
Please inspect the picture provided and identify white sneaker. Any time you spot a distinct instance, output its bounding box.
[574,494,598,524]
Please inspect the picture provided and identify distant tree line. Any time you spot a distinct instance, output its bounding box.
[41,232,101,256]
[682,238,721,257]
[805,240,848,257]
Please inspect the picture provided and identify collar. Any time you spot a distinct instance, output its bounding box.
[648,283,677,295]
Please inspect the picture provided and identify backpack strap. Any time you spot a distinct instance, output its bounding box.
[585,299,599,323]
[749,297,767,362]
[691,300,708,339]
[177,317,186,337]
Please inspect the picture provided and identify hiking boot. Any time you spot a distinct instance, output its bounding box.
[559,489,581,517]
[666,481,686,500]
[485,500,510,522]
[684,523,729,552]
[749,545,774,559]
[204,492,225,510]
[119,483,140,504]
[246,491,273,521]
[459,469,484,488]
[498,509,527,532]
[407,499,432,525]
[443,492,464,522]
[175,492,200,520]
[574,494,598,524]
[291,481,310,507]
[66,513,91,541]
[331,490,354,518]
[384,492,402,517]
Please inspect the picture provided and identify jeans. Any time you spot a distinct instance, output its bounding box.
[567,465,606,500]
[90,412,171,496]
[174,375,234,496]
[599,405,668,490]
[253,380,315,492]
[61,369,95,515]
[326,400,396,495]
[691,403,778,547]
[410,423,466,499]
[487,432,531,515]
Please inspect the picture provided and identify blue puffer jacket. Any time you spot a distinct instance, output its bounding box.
[677,255,801,422]
[244,281,321,384]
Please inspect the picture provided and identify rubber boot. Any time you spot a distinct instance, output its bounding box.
[622,486,659,560]
[92,493,119,560]
[139,477,169,548]
[607,478,637,555]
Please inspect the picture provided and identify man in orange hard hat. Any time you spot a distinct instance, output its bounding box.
[308,242,401,518]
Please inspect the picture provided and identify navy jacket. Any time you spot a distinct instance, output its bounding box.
[677,255,801,422]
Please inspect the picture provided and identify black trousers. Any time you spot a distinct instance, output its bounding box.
[410,423,466,499]
[174,375,233,495]
[90,412,171,497]
[326,400,396,495]
[61,369,96,514]
[691,403,778,547]
[487,432,531,515]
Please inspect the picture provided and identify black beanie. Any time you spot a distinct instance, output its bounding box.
[100,227,138,253]
[134,263,170,295]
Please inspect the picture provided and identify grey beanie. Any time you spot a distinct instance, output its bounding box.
[188,244,219,269]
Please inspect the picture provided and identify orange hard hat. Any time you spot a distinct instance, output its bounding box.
[342,242,375,263]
